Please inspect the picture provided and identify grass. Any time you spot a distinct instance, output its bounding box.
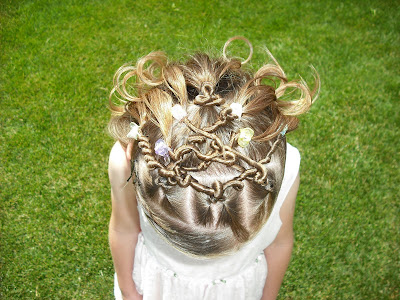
[1,0,398,298]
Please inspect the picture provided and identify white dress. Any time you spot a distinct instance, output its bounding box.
[114,143,300,300]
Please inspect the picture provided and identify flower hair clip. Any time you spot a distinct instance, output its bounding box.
[171,104,187,121]
[230,103,243,120]
[127,122,141,140]
[155,138,171,165]
[238,127,254,147]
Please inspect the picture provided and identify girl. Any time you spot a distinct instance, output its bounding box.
[108,37,318,300]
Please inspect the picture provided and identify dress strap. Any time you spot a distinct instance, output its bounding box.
[274,142,301,217]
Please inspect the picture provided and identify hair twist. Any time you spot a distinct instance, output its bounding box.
[194,82,225,106]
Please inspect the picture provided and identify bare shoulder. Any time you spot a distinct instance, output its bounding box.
[108,141,131,187]
[108,141,140,232]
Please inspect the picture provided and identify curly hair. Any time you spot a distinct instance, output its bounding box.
[108,38,319,256]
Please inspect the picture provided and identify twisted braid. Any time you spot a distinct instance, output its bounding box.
[138,91,286,203]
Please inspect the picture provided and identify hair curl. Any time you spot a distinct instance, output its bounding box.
[108,39,319,256]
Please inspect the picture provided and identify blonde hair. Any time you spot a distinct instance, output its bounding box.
[108,38,319,256]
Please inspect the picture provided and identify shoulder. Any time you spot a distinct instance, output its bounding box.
[108,141,131,187]
[108,142,140,232]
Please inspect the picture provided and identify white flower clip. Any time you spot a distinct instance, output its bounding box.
[230,103,243,119]
[171,104,187,121]
[127,122,140,140]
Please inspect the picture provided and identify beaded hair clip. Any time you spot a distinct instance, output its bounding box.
[126,37,287,201]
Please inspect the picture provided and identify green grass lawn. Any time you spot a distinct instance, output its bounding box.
[1,0,398,298]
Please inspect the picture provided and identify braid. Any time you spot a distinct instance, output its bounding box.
[138,103,285,201]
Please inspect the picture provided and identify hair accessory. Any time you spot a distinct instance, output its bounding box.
[154,139,171,165]
[155,139,170,157]
[171,104,187,121]
[127,122,140,139]
[230,103,243,119]
[237,127,254,147]
[126,159,139,185]
[264,180,274,192]
[280,124,288,136]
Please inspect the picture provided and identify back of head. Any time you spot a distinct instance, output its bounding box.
[109,37,319,257]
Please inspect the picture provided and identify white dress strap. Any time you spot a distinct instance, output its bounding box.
[274,142,301,219]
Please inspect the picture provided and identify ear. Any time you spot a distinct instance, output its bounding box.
[126,142,134,161]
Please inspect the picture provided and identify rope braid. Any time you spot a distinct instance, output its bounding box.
[138,104,285,201]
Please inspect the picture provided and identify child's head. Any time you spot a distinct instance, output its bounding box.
[109,37,318,256]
